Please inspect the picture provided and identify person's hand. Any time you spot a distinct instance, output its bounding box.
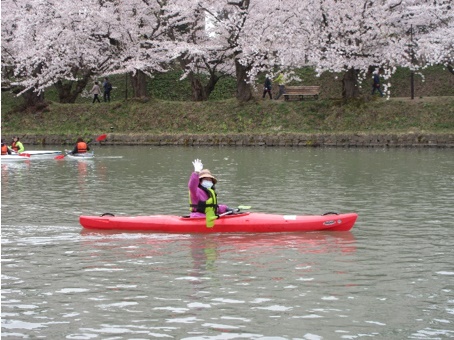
[192,159,203,172]
[226,208,239,214]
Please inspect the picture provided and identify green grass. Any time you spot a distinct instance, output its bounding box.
[2,96,454,137]
[2,66,453,138]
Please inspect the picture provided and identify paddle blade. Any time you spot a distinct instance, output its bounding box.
[54,154,65,160]
[96,134,107,142]
[206,210,217,228]
[238,205,251,210]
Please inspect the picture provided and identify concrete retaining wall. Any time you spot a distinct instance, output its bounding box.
[8,133,454,148]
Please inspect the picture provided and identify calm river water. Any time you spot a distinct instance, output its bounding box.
[1,146,453,339]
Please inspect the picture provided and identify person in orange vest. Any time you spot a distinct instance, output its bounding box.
[10,136,25,153]
[69,137,90,155]
[1,139,12,155]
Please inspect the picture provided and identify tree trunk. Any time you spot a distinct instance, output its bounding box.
[21,88,46,111]
[54,73,92,103]
[130,70,148,98]
[342,68,360,99]
[205,71,220,99]
[54,81,72,103]
[185,72,221,101]
[447,64,454,76]
[178,55,222,101]
[235,59,253,102]
[187,72,207,101]
[53,69,92,103]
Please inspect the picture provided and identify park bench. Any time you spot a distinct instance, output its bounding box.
[283,86,320,101]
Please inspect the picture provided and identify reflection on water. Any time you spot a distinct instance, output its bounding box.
[2,146,454,339]
[80,230,357,269]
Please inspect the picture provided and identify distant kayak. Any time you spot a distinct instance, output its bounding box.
[1,154,29,162]
[79,212,358,233]
[26,150,63,158]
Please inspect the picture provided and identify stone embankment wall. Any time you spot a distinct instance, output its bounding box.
[12,133,454,148]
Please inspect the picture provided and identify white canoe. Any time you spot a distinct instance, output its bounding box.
[26,150,63,158]
[1,154,30,162]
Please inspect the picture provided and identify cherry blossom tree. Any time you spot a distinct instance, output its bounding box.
[408,0,454,75]
[288,0,454,98]
[194,0,304,101]
[156,1,228,101]
[2,0,452,105]
[2,0,117,103]
[1,0,170,103]
[114,0,172,98]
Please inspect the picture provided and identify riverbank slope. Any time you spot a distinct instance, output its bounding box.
[2,96,454,147]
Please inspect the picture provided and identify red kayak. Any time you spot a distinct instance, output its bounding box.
[79,212,357,233]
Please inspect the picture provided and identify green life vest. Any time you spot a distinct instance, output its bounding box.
[189,185,218,215]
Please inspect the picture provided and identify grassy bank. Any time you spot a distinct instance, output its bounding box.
[1,65,453,140]
[2,96,454,138]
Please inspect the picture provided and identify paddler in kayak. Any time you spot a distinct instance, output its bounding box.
[68,137,90,155]
[10,136,25,153]
[189,159,232,218]
[1,139,12,155]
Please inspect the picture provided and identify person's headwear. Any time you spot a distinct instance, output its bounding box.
[199,169,217,184]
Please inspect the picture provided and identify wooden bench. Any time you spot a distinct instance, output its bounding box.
[283,86,320,101]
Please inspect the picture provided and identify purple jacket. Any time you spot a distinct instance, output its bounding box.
[188,172,228,217]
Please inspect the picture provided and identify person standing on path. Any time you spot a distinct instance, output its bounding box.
[371,71,384,97]
[90,81,102,103]
[262,76,272,99]
[103,77,112,102]
[274,73,286,100]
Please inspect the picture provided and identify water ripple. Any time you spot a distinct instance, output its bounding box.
[2,147,454,339]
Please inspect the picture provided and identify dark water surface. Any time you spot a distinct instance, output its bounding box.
[2,146,453,339]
